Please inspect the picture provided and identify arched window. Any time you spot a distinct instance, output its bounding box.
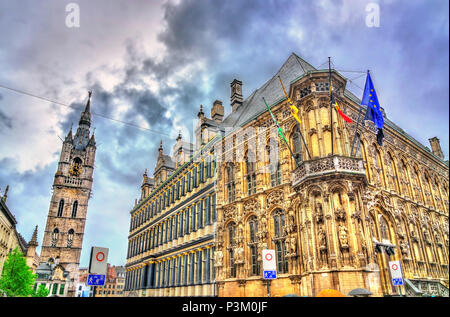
[227,222,236,278]
[226,164,236,203]
[71,201,78,218]
[246,151,256,195]
[270,162,282,187]
[399,160,411,197]
[248,216,260,276]
[386,152,399,192]
[272,209,288,273]
[67,229,74,248]
[51,228,59,247]
[57,199,64,217]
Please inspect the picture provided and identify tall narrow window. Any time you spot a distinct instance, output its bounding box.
[248,216,260,276]
[270,162,282,187]
[246,151,257,195]
[226,164,236,203]
[273,209,288,273]
[67,229,74,248]
[228,222,236,278]
[57,199,64,217]
[51,228,59,247]
[71,201,78,218]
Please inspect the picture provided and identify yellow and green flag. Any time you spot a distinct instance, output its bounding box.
[263,97,288,145]
[278,76,301,124]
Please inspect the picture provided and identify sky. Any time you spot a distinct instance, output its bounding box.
[0,0,448,267]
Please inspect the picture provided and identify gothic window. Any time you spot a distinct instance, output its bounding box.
[187,172,192,192]
[248,216,260,276]
[270,162,282,187]
[386,152,399,192]
[226,164,236,203]
[246,151,256,195]
[51,228,59,247]
[67,229,74,248]
[227,222,236,278]
[71,201,78,218]
[300,85,312,98]
[272,209,288,273]
[193,166,198,188]
[314,82,329,92]
[211,194,217,222]
[57,199,64,217]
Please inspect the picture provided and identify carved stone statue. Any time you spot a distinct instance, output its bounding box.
[423,228,432,245]
[237,222,244,244]
[338,224,349,249]
[396,220,405,239]
[434,229,442,245]
[259,216,268,239]
[399,239,410,257]
[214,250,223,267]
[285,238,290,257]
[235,247,244,264]
[318,226,327,251]
[217,226,224,244]
[315,202,324,224]
[290,236,297,256]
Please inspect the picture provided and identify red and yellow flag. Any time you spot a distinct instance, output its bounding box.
[330,82,352,123]
[278,76,301,124]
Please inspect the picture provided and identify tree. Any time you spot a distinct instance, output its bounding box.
[33,284,50,297]
[0,247,36,297]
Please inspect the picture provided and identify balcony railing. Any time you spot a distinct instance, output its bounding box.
[292,155,366,188]
[64,176,83,186]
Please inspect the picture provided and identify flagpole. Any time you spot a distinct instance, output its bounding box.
[276,76,312,160]
[328,57,334,156]
[263,97,299,168]
[298,122,312,160]
[350,70,370,157]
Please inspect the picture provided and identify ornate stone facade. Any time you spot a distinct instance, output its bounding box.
[213,53,449,297]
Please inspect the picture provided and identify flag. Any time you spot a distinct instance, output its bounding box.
[263,97,289,145]
[329,82,353,123]
[361,72,384,146]
[278,76,301,124]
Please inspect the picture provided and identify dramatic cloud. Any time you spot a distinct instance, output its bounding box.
[0,0,448,267]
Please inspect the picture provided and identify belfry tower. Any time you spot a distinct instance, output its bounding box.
[39,92,96,297]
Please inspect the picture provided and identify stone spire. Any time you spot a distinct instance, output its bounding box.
[74,91,93,150]
[1,185,9,202]
[28,225,39,247]
[158,140,163,156]
[78,91,92,128]
[198,104,205,119]
[65,123,73,142]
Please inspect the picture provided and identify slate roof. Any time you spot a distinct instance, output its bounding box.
[219,52,447,165]
[220,52,316,130]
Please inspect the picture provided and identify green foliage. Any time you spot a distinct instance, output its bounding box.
[0,247,36,297]
[33,283,50,297]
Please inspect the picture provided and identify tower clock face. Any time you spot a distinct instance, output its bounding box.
[69,163,83,177]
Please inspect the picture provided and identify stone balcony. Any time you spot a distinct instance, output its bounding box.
[292,155,366,188]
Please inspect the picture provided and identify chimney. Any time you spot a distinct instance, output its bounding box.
[230,79,243,112]
[211,100,224,123]
[429,137,444,160]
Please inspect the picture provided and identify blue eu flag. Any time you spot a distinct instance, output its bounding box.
[362,71,384,145]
